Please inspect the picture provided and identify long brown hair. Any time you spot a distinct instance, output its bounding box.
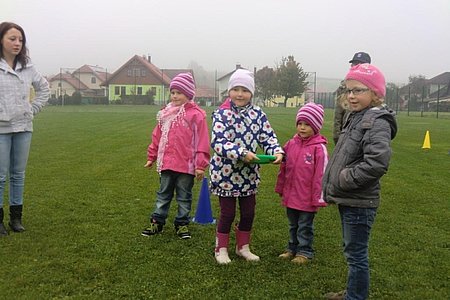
[0,22,29,68]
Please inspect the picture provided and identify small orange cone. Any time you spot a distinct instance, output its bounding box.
[422,130,431,149]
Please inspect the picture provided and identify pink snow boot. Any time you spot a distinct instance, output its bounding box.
[235,227,260,262]
[215,232,231,264]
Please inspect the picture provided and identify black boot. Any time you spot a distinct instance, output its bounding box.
[9,205,25,232]
[0,208,7,236]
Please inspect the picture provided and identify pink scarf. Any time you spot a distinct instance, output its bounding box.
[156,102,187,173]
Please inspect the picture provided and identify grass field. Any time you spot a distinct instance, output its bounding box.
[0,105,449,299]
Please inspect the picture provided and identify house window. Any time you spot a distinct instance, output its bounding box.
[121,86,126,95]
[127,70,132,76]
[141,70,146,77]
[115,86,120,95]
[133,68,140,77]
[137,87,143,95]
[91,77,96,84]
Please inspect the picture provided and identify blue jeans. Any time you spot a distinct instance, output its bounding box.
[339,205,377,300]
[286,207,316,258]
[151,170,194,226]
[0,132,32,208]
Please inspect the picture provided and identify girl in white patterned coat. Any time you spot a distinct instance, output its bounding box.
[210,69,283,264]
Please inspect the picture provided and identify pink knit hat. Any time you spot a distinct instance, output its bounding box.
[296,102,324,134]
[345,64,386,98]
[169,72,196,100]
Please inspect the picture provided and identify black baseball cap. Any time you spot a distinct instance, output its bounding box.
[349,52,371,64]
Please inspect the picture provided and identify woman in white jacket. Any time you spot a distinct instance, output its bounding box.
[0,22,49,236]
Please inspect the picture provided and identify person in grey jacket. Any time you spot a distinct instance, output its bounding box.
[332,52,371,145]
[323,64,397,300]
[0,22,49,236]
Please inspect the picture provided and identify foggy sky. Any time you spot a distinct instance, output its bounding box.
[2,0,449,84]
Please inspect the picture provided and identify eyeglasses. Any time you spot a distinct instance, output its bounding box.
[344,88,369,95]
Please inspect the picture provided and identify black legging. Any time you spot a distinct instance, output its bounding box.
[217,194,256,233]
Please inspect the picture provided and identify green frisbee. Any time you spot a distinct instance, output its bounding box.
[251,154,276,164]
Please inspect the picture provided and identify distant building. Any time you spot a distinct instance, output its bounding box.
[101,55,195,105]
[48,64,111,101]
[427,72,450,111]
[102,55,171,105]
[398,71,450,111]
[195,86,216,106]
[265,95,305,108]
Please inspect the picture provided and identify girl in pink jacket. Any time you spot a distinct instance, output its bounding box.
[141,73,210,240]
[275,103,328,264]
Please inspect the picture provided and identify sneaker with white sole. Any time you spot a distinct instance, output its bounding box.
[175,225,191,239]
[141,220,163,236]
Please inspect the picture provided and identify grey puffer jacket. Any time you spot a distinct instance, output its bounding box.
[0,58,49,133]
[322,106,397,208]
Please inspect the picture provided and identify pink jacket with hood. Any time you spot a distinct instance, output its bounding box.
[147,101,210,175]
[275,133,328,212]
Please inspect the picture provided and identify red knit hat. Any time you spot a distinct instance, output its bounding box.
[345,64,386,98]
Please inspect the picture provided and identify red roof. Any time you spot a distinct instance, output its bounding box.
[48,72,89,90]
[196,86,215,98]
[102,55,172,86]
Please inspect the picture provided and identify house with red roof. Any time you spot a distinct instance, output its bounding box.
[102,55,194,105]
[48,65,111,102]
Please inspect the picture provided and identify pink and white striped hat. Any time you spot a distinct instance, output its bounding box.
[296,102,324,134]
[169,72,196,100]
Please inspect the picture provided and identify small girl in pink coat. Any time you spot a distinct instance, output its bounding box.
[141,73,210,240]
[275,103,328,264]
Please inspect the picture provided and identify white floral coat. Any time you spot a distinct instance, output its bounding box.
[209,98,283,197]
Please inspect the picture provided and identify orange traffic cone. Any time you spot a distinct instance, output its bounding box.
[422,130,431,150]
[192,177,215,224]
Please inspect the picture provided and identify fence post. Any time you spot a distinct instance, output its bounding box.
[407,85,410,116]
[421,85,425,117]
[436,84,440,119]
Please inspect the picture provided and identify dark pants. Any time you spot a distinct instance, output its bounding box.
[217,194,256,233]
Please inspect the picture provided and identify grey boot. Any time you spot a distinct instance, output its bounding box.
[9,205,25,232]
[0,208,7,236]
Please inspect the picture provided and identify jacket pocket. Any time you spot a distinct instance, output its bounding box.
[0,100,11,121]
[344,129,365,164]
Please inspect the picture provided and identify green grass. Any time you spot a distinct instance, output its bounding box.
[0,105,449,299]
